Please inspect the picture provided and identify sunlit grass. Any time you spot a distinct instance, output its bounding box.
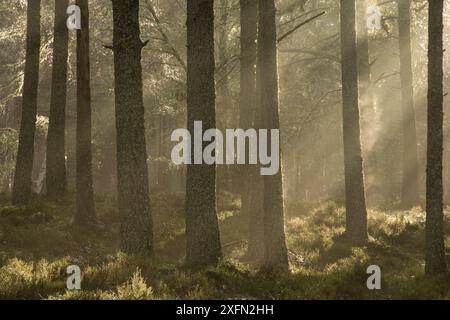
[0,194,448,300]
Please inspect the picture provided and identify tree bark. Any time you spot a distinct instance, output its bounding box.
[75,0,96,225]
[356,0,378,204]
[239,0,264,261]
[398,0,420,209]
[258,0,289,271]
[340,0,368,245]
[185,0,222,266]
[46,0,69,199]
[112,0,154,256]
[425,0,447,276]
[12,0,41,205]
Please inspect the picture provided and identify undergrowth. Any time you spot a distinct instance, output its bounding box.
[0,193,449,300]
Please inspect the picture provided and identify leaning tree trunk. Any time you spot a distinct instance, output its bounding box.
[239,0,264,261]
[12,0,41,205]
[258,0,289,271]
[46,0,69,199]
[185,0,222,266]
[75,0,96,225]
[340,0,368,245]
[398,0,420,209]
[425,0,447,276]
[112,0,154,256]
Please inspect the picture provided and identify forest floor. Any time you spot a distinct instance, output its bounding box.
[0,192,449,300]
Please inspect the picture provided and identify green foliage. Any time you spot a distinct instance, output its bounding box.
[0,196,448,300]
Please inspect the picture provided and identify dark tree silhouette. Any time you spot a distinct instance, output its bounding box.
[46,0,69,199]
[185,0,222,266]
[398,0,420,209]
[258,0,289,271]
[112,0,154,256]
[340,0,368,245]
[12,0,41,205]
[75,0,96,225]
[239,0,264,261]
[425,0,447,276]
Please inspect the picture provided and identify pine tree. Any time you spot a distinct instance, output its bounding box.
[12,0,41,205]
[425,0,447,276]
[185,0,222,266]
[112,0,154,256]
[75,0,96,225]
[340,0,368,245]
[398,0,420,209]
[46,0,69,199]
[258,0,289,271]
[239,0,264,261]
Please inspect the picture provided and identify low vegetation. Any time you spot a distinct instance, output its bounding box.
[0,193,448,300]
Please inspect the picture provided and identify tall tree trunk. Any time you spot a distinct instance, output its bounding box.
[356,0,374,118]
[356,0,378,206]
[75,0,96,225]
[340,0,368,245]
[240,0,264,260]
[112,0,153,256]
[398,0,420,208]
[12,0,41,205]
[258,0,289,271]
[186,0,222,266]
[425,0,447,276]
[46,0,69,199]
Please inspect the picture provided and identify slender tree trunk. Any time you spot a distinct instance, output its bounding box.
[75,0,96,225]
[356,0,378,205]
[398,0,420,208]
[12,0,41,205]
[186,0,222,266]
[46,0,69,199]
[356,0,374,118]
[112,0,154,256]
[425,0,447,276]
[340,0,368,245]
[258,0,289,271]
[239,0,264,260]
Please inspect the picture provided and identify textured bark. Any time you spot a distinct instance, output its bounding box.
[75,0,96,225]
[12,0,41,205]
[258,0,289,271]
[186,0,222,266]
[46,0,69,199]
[239,0,264,260]
[340,0,368,245]
[356,0,378,191]
[425,0,447,276]
[112,0,153,256]
[398,0,420,209]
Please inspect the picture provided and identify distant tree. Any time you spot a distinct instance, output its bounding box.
[239,0,264,261]
[356,0,374,121]
[398,0,420,209]
[46,0,69,199]
[425,0,447,276]
[258,0,289,271]
[12,0,41,205]
[185,0,222,266]
[340,0,368,245]
[356,0,378,197]
[75,0,96,225]
[111,0,154,256]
